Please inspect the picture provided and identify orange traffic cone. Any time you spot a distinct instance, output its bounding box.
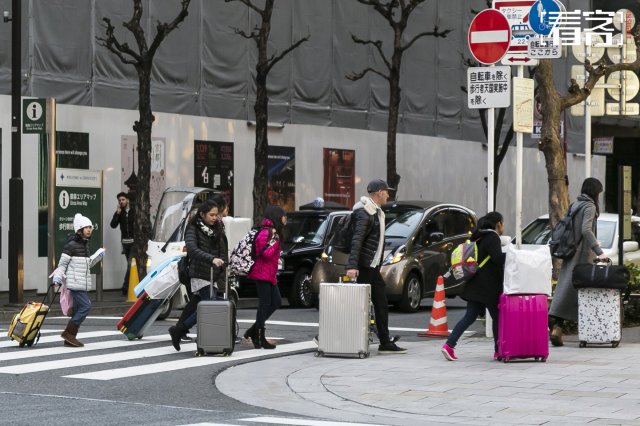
[418,275,450,338]
[127,258,139,302]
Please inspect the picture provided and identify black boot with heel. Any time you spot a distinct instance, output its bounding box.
[244,324,260,349]
[259,328,275,350]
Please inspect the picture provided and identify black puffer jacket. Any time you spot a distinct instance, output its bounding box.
[460,229,505,307]
[184,219,227,282]
[347,207,380,270]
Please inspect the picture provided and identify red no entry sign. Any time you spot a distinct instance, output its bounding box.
[468,9,511,65]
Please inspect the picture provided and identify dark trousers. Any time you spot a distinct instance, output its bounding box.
[255,280,281,328]
[447,300,499,352]
[179,285,216,330]
[121,243,134,290]
[70,290,92,326]
[358,267,390,345]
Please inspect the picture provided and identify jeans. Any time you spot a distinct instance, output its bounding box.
[446,300,499,352]
[182,285,216,330]
[357,267,390,345]
[122,243,134,290]
[70,290,92,326]
[255,280,281,328]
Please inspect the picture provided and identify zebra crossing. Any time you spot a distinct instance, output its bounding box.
[0,327,316,380]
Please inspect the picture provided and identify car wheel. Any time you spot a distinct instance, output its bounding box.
[156,297,173,321]
[288,267,314,308]
[399,273,422,313]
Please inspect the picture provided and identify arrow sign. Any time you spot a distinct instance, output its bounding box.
[468,9,511,65]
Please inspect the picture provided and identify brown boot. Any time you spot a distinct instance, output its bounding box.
[550,325,564,347]
[61,321,84,347]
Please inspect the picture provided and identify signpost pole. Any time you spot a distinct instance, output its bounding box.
[488,106,495,213]
[47,99,57,279]
[515,65,524,249]
[585,43,592,178]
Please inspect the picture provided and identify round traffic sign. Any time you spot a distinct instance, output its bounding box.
[468,9,511,65]
[571,33,605,63]
[528,0,562,36]
[607,71,640,102]
[613,9,636,32]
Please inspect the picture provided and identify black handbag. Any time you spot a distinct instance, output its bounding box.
[572,260,630,290]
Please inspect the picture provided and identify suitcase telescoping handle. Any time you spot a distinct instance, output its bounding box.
[211,265,228,300]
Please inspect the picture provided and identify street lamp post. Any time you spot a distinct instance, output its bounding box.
[7,0,23,304]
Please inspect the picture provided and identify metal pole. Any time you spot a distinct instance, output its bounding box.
[487,107,495,213]
[618,165,624,267]
[47,99,57,278]
[515,65,524,249]
[8,0,23,304]
[584,43,591,178]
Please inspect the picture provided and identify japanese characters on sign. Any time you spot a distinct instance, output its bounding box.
[527,37,561,58]
[467,66,511,109]
[512,77,534,133]
[547,9,624,47]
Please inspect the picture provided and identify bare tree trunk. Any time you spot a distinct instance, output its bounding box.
[132,63,153,277]
[535,60,569,229]
[386,52,402,195]
[253,71,269,224]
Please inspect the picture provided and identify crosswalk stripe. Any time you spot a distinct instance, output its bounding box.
[0,342,200,374]
[237,319,426,333]
[0,330,121,348]
[0,333,181,362]
[64,341,316,380]
[0,329,64,339]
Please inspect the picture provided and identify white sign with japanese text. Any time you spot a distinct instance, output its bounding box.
[512,77,534,133]
[467,66,511,109]
[527,37,562,58]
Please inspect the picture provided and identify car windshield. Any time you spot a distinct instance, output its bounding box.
[521,217,617,249]
[283,214,328,244]
[385,210,422,248]
[152,192,194,242]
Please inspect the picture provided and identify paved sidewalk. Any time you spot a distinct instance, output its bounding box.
[217,328,640,426]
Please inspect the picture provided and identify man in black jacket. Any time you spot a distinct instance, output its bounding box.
[346,179,407,354]
[110,192,135,295]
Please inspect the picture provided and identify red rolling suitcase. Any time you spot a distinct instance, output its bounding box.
[497,294,549,363]
[117,291,164,340]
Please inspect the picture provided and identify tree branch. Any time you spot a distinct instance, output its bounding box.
[347,67,390,82]
[561,28,640,109]
[148,0,191,57]
[357,0,394,21]
[351,34,392,72]
[232,26,260,40]
[225,0,263,15]
[96,17,142,65]
[266,35,311,74]
[401,26,451,51]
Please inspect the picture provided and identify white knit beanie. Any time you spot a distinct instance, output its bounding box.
[73,213,93,233]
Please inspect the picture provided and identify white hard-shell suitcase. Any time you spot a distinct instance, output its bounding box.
[577,288,622,348]
[316,282,371,358]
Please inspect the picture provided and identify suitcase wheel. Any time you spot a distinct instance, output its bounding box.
[18,342,25,348]
[502,357,509,363]
[26,341,34,348]
[579,341,587,348]
[315,351,323,357]
[223,351,231,357]
[612,341,620,348]
[196,348,204,357]
[358,352,368,359]
[541,357,547,362]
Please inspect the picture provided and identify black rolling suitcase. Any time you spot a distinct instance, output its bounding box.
[196,268,237,356]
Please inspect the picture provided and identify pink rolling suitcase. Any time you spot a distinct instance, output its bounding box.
[497,294,548,363]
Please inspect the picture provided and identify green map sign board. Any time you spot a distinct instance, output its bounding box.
[54,168,102,263]
[23,98,46,134]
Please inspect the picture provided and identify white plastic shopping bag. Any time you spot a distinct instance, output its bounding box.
[144,261,180,299]
[503,244,552,295]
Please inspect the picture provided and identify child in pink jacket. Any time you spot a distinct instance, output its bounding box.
[245,205,286,349]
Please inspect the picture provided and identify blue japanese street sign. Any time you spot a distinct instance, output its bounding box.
[528,0,561,36]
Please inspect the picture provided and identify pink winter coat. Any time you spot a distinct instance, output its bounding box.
[247,219,281,285]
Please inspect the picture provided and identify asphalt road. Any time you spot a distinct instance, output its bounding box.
[0,297,477,426]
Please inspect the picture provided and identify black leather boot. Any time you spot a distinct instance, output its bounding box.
[244,323,260,349]
[168,323,184,351]
[259,328,275,350]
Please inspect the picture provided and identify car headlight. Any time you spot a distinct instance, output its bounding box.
[383,245,406,266]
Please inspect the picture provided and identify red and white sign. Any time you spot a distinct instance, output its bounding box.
[468,9,511,65]
[492,0,536,53]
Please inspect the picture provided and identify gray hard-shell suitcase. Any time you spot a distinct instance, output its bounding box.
[196,268,236,356]
[316,280,371,358]
[577,287,622,348]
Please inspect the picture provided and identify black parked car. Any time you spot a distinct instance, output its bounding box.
[278,207,350,308]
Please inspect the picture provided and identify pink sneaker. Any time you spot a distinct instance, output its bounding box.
[441,343,458,361]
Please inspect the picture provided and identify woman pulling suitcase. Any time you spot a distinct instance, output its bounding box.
[169,199,227,351]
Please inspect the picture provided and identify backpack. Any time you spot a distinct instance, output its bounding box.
[229,227,270,275]
[327,212,374,254]
[177,255,190,285]
[447,239,490,283]
[549,203,584,260]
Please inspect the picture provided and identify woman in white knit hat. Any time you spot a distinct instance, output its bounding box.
[51,213,104,347]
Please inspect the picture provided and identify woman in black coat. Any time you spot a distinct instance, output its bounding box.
[169,199,227,351]
[441,211,506,361]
